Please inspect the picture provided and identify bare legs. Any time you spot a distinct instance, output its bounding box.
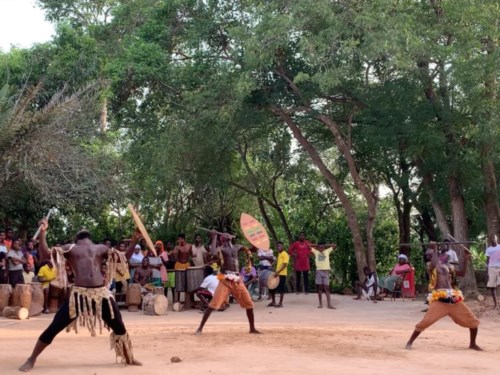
[317,285,335,309]
[195,307,261,335]
[489,287,497,308]
[406,328,482,351]
[19,340,48,372]
[42,288,49,313]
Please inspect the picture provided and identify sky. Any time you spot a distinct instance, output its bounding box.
[0,0,55,51]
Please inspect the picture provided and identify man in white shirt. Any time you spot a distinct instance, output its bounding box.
[258,248,275,270]
[191,234,208,267]
[485,234,500,308]
[196,266,219,310]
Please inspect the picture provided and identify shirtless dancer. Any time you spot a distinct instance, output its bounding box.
[19,219,142,372]
[405,242,481,351]
[173,233,192,302]
[195,231,261,335]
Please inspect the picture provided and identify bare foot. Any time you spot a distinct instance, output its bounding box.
[194,329,202,336]
[129,359,143,366]
[469,344,483,351]
[249,329,262,334]
[405,343,412,350]
[19,358,35,372]
[327,305,336,310]
[317,305,323,309]
[352,297,361,300]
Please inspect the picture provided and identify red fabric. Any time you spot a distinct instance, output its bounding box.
[289,240,312,271]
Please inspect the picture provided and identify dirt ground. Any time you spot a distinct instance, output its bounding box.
[1,294,499,375]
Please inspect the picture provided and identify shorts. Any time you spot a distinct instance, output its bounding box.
[271,275,287,294]
[315,270,330,286]
[209,279,254,310]
[164,272,175,288]
[487,266,500,288]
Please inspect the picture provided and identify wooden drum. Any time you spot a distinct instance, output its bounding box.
[3,306,29,320]
[186,266,205,292]
[259,269,279,290]
[0,284,13,314]
[142,293,168,315]
[48,282,64,313]
[29,282,44,317]
[12,284,32,309]
[153,286,164,295]
[126,283,142,312]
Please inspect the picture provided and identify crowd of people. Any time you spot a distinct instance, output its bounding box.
[1,220,498,371]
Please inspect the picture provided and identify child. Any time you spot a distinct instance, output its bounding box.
[311,243,336,309]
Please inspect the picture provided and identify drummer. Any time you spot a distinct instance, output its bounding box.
[133,257,153,291]
[268,242,289,308]
[195,231,261,335]
[191,234,209,267]
[37,260,57,314]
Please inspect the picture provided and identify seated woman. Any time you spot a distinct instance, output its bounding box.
[379,254,412,294]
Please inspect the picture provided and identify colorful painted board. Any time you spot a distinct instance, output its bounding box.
[240,213,270,250]
[128,204,157,256]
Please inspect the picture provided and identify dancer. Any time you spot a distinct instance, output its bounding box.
[405,242,481,350]
[195,231,260,335]
[19,219,141,372]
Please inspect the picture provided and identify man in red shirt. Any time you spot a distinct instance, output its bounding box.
[289,232,312,294]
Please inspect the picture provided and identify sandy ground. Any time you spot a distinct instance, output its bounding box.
[1,294,500,375]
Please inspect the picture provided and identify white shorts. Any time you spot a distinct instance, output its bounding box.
[487,266,500,288]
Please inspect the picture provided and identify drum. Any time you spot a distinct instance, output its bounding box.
[153,286,164,295]
[3,306,29,320]
[29,282,44,317]
[0,284,13,314]
[48,282,64,313]
[259,269,279,290]
[126,283,142,312]
[175,270,186,292]
[172,302,182,312]
[12,284,32,309]
[186,266,205,292]
[142,293,168,315]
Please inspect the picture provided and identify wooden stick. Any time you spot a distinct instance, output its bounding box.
[128,204,157,256]
[197,227,236,239]
[399,241,475,247]
[32,208,53,241]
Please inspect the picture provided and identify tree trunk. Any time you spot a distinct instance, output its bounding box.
[448,175,478,297]
[483,159,500,237]
[275,109,368,279]
[421,171,451,236]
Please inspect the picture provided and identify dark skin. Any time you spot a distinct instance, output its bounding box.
[19,220,142,372]
[353,267,378,303]
[37,260,55,313]
[8,239,27,266]
[310,244,336,309]
[173,237,192,264]
[268,243,287,308]
[405,242,480,351]
[134,258,153,286]
[195,231,261,335]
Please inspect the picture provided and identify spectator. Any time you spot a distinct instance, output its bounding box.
[289,232,312,294]
[486,234,500,308]
[164,241,177,302]
[257,247,275,270]
[23,263,36,284]
[114,241,130,294]
[0,230,7,283]
[311,243,336,309]
[196,266,219,311]
[191,234,208,267]
[379,254,411,294]
[24,240,40,273]
[7,238,26,287]
[129,244,144,281]
[4,227,15,250]
[240,261,257,288]
[353,266,378,302]
[38,260,57,314]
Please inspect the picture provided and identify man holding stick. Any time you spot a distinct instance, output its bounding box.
[195,231,261,335]
[19,219,142,372]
